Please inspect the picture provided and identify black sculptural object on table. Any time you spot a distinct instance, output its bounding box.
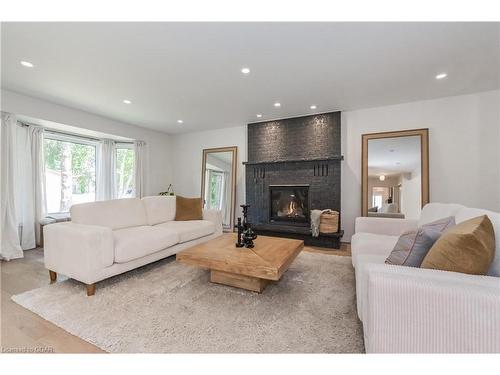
[235,204,257,248]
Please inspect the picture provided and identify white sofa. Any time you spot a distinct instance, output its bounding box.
[44,196,223,295]
[352,203,500,353]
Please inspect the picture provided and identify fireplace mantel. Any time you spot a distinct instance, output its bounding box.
[243,155,343,166]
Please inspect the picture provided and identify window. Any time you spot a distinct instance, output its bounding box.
[43,133,136,212]
[209,170,224,210]
[372,195,383,210]
[371,186,390,209]
[115,144,135,198]
[44,134,97,213]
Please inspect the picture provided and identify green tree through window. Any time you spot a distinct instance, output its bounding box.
[115,146,135,198]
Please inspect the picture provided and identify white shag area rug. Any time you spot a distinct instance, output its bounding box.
[12,252,364,353]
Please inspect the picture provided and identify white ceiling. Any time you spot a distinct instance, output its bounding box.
[2,22,499,134]
[209,151,233,164]
[206,152,232,172]
[368,136,421,176]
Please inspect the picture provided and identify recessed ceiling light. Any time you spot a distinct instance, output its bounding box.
[256,114,262,118]
[177,120,183,124]
[274,102,281,107]
[379,175,386,181]
[435,73,447,80]
[20,60,34,68]
[310,105,317,110]
[241,67,250,74]
[122,99,132,104]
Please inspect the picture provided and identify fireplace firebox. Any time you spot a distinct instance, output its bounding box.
[269,185,310,226]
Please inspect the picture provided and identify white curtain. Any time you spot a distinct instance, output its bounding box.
[15,124,47,249]
[30,126,47,246]
[204,169,211,208]
[222,171,231,227]
[0,113,23,260]
[133,140,146,198]
[96,139,116,201]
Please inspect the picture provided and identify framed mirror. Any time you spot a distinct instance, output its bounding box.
[362,129,429,219]
[201,146,238,231]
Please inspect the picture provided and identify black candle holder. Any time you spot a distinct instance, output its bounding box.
[235,204,257,248]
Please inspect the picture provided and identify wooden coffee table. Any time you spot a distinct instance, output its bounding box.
[176,233,304,292]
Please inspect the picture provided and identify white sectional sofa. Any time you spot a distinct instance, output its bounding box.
[44,196,223,295]
[352,203,500,353]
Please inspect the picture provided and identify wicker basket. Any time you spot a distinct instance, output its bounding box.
[319,211,339,233]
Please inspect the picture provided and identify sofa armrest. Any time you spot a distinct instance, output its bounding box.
[355,217,418,236]
[44,222,114,284]
[203,209,223,234]
[364,263,500,353]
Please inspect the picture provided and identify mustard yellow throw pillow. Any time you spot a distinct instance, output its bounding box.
[421,215,495,275]
[175,196,203,221]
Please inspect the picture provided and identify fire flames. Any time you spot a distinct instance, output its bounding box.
[287,201,297,216]
[275,193,305,219]
[286,200,300,217]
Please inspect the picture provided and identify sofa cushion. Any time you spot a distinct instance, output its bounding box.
[421,215,495,275]
[418,203,465,227]
[380,203,398,213]
[71,198,148,230]
[142,196,176,225]
[385,217,455,267]
[455,207,500,277]
[351,232,399,268]
[113,226,179,263]
[175,196,203,221]
[155,220,215,243]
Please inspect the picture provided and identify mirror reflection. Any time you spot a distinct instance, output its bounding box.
[202,147,237,231]
[367,135,422,219]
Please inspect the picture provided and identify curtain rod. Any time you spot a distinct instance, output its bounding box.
[44,128,103,142]
[20,123,134,144]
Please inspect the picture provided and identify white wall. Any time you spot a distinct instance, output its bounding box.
[400,171,422,220]
[171,126,247,213]
[170,90,499,243]
[342,90,500,240]
[10,88,496,241]
[1,89,173,196]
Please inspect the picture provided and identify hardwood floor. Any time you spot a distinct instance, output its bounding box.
[1,248,104,353]
[1,243,351,353]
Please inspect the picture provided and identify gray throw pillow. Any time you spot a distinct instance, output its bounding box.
[420,216,456,232]
[385,216,455,267]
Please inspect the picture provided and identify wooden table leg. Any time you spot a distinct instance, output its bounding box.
[210,270,269,293]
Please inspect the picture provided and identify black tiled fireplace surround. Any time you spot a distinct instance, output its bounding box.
[244,111,343,248]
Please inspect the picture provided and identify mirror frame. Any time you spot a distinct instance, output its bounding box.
[361,128,429,217]
[201,146,238,232]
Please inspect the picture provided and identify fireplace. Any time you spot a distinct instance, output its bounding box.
[245,111,343,248]
[269,185,310,226]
